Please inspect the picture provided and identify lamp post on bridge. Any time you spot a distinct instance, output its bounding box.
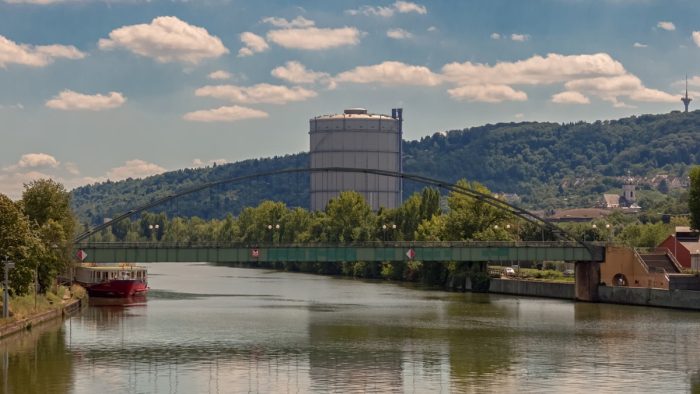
[148,224,160,242]
[381,224,397,242]
[267,224,280,244]
[590,223,598,243]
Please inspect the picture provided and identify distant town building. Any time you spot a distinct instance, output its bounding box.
[658,227,700,269]
[599,176,641,211]
[543,208,612,223]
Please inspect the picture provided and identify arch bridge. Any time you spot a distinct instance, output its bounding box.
[74,167,606,301]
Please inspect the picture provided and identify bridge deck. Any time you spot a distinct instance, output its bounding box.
[77,242,605,263]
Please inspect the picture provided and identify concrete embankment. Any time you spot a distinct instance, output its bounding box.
[489,278,575,299]
[0,298,83,340]
[598,286,700,310]
[488,279,700,310]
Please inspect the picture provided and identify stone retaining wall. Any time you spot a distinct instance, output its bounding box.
[598,286,700,310]
[489,279,575,299]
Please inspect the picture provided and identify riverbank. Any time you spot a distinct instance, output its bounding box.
[0,285,86,339]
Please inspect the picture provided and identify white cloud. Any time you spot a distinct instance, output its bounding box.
[680,75,700,87]
[7,153,60,170]
[106,159,165,181]
[551,91,590,104]
[335,61,442,86]
[511,33,529,42]
[633,42,648,48]
[183,105,269,122]
[195,83,317,104]
[267,27,361,50]
[98,16,228,64]
[490,33,501,40]
[346,1,426,17]
[261,16,315,28]
[346,5,394,17]
[693,31,700,47]
[208,70,231,80]
[46,90,126,111]
[564,74,677,104]
[387,28,413,40]
[657,21,676,31]
[442,53,626,86]
[238,32,269,57]
[442,53,674,106]
[427,26,437,32]
[447,84,527,103]
[514,113,524,119]
[0,34,84,68]
[394,1,427,14]
[271,61,330,85]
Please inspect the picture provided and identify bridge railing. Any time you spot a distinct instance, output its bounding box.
[77,240,603,248]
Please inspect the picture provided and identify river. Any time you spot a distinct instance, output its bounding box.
[3,262,700,393]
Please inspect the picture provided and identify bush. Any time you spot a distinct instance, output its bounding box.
[469,266,491,292]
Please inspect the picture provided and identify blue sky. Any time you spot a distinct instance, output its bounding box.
[1,0,699,198]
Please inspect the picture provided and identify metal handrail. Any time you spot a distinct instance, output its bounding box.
[633,248,651,274]
[76,240,598,249]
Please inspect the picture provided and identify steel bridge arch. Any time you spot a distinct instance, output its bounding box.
[74,167,584,248]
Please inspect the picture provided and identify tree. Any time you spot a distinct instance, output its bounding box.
[22,180,78,292]
[322,192,376,243]
[0,194,43,294]
[22,179,76,237]
[444,180,511,240]
[690,165,700,230]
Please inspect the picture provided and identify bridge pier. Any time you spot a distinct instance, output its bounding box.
[574,261,600,302]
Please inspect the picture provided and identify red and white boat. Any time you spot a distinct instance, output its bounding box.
[74,263,149,297]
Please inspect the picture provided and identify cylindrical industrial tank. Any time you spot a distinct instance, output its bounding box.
[309,108,402,211]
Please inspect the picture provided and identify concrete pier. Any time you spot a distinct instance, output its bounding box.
[575,261,601,302]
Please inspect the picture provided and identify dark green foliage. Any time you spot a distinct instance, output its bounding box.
[690,166,700,230]
[469,267,491,293]
[71,112,699,224]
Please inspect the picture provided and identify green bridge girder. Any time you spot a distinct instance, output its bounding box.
[77,242,605,264]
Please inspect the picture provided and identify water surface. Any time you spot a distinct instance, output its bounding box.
[3,262,700,393]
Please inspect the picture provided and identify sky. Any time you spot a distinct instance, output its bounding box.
[1,0,700,199]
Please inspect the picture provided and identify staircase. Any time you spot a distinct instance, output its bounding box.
[638,251,682,274]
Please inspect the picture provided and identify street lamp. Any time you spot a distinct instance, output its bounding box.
[589,224,597,242]
[148,224,160,241]
[267,224,280,243]
[381,224,397,242]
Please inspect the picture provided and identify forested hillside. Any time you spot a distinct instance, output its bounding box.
[71,111,700,225]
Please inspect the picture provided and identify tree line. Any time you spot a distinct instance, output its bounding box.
[1,169,697,295]
[0,180,76,295]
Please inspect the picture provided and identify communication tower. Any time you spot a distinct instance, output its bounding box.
[682,75,692,113]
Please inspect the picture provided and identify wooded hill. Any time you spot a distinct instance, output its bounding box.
[71,111,700,225]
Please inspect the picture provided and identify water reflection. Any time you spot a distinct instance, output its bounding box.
[5,263,700,393]
[1,318,74,394]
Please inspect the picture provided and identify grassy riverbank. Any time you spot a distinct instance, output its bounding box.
[0,284,86,325]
